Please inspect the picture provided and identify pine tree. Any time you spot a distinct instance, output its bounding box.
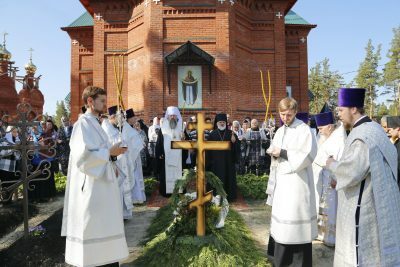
[377,103,389,117]
[308,58,344,113]
[389,103,399,116]
[382,26,400,115]
[54,101,69,127]
[354,39,382,117]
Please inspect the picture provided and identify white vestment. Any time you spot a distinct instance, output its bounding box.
[128,126,146,203]
[61,113,128,267]
[312,124,346,246]
[148,125,160,143]
[329,121,400,267]
[161,124,183,194]
[160,107,183,194]
[267,118,318,244]
[102,119,134,219]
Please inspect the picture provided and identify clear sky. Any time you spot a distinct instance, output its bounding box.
[1,0,399,115]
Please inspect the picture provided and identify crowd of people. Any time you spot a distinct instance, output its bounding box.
[2,85,400,267]
[0,116,73,203]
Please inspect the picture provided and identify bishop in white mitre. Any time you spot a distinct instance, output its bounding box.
[155,106,183,197]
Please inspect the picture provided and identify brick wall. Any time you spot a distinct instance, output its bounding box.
[66,0,313,123]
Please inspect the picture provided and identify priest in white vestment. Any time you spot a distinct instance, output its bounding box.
[125,108,147,203]
[155,106,183,197]
[312,111,346,247]
[102,106,139,219]
[61,86,128,267]
[327,88,400,267]
[266,97,317,267]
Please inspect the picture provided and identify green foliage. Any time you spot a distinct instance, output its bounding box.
[135,205,269,267]
[134,169,270,266]
[54,172,67,193]
[388,103,399,116]
[354,39,382,117]
[237,173,268,200]
[382,26,400,115]
[308,58,344,113]
[54,101,70,128]
[144,177,158,196]
[377,103,389,117]
[170,169,227,209]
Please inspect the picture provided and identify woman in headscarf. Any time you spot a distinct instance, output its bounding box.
[29,120,57,201]
[0,127,21,203]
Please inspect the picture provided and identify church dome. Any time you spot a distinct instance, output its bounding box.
[25,59,37,75]
[18,87,30,101]
[31,88,44,103]
[0,44,12,61]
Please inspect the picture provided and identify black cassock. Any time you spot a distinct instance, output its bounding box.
[206,129,240,201]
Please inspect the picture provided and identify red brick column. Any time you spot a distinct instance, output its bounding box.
[215,1,233,115]
[70,35,80,121]
[273,6,287,115]
[146,1,164,118]
[93,12,105,91]
[298,29,311,112]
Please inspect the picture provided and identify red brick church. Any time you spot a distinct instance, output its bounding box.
[0,40,44,117]
[63,0,315,122]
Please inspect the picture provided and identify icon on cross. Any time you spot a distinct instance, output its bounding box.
[171,113,230,236]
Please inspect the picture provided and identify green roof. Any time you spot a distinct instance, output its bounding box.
[66,12,93,28]
[66,10,311,28]
[285,10,312,25]
[64,92,71,104]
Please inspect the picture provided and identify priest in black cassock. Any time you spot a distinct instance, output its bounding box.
[206,113,240,201]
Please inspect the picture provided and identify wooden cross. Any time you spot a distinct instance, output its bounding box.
[172,113,230,236]
[276,12,283,19]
